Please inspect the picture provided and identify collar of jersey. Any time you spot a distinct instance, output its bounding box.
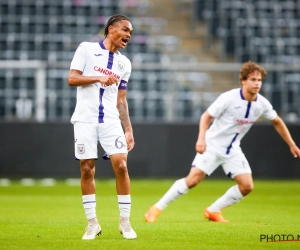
[99,41,119,54]
[240,88,257,102]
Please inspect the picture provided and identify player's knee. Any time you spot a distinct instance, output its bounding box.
[249,182,254,192]
[187,180,198,189]
[240,183,254,195]
[80,161,95,179]
[186,175,201,188]
[246,182,254,193]
[186,169,205,188]
[115,162,128,176]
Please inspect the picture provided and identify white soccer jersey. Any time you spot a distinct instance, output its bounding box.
[206,88,277,157]
[70,41,131,123]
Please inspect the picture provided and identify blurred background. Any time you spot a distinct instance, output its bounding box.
[0,0,299,180]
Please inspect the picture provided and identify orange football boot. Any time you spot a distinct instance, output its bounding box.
[204,208,229,222]
[144,205,162,223]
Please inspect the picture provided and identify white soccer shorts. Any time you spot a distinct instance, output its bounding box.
[191,150,252,178]
[73,121,128,160]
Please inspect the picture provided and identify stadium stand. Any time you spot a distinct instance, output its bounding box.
[195,0,300,63]
[194,0,300,120]
[0,0,204,122]
[1,0,299,122]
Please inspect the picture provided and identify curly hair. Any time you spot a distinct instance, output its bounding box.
[104,14,131,37]
[239,61,267,83]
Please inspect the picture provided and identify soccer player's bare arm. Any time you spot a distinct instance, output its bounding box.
[270,115,300,157]
[68,69,118,87]
[117,89,134,151]
[195,111,213,154]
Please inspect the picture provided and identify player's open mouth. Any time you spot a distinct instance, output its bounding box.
[121,38,129,46]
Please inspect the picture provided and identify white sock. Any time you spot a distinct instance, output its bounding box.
[82,194,97,220]
[155,178,188,210]
[208,185,243,212]
[118,195,131,218]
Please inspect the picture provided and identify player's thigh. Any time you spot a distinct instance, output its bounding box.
[74,122,98,159]
[222,152,252,179]
[98,122,128,156]
[191,150,222,176]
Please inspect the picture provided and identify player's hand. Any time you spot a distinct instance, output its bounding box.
[125,132,135,152]
[99,76,119,86]
[290,144,300,158]
[195,138,206,154]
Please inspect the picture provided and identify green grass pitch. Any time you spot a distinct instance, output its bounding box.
[0,179,300,250]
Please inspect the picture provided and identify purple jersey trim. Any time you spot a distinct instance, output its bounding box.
[245,101,251,118]
[239,88,257,118]
[107,51,114,69]
[118,80,127,90]
[226,133,239,154]
[99,41,105,49]
[98,88,105,123]
[98,41,119,54]
[240,88,258,101]
[240,88,244,100]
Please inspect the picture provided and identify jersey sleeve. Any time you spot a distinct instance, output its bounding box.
[207,93,229,118]
[70,42,87,71]
[118,58,132,90]
[261,99,277,120]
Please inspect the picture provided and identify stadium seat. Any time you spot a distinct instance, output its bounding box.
[0,0,226,122]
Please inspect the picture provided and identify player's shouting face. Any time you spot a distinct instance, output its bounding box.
[109,20,133,50]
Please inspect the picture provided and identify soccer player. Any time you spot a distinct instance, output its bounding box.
[144,61,300,223]
[68,14,137,239]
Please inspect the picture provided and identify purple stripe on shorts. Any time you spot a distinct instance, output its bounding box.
[118,80,127,90]
[98,88,105,123]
